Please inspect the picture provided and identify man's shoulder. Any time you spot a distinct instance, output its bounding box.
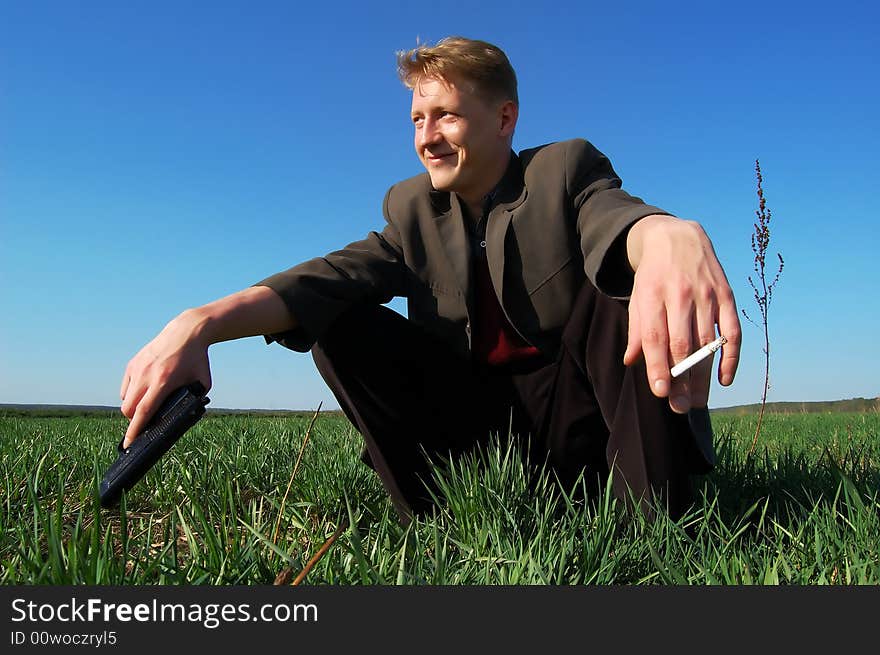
[517,138,600,167]
[518,139,614,191]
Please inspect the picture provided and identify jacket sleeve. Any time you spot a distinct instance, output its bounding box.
[565,139,671,299]
[253,189,407,352]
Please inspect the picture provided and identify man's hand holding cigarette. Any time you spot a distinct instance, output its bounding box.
[623,215,742,414]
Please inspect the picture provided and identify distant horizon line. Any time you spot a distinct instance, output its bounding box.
[0,402,338,414]
[2,396,878,414]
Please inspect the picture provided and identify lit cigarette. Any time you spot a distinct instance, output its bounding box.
[670,336,727,378]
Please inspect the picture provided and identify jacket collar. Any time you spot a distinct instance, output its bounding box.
[491,150,528,213]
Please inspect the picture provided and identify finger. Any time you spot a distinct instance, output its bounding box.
[640,298,674,400]
[717,289,742,386]
[623,299,642,366]
[669,366,693,414]
[689,300,719,408]
[120,381,147,420]
[123,387,162,448]
[666,301,695,414]
[120,372,131,401]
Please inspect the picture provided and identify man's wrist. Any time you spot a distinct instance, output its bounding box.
[176,307,216,347]
[626,213,677,271]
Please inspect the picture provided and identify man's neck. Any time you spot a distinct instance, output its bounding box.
[460,149,511,219]
[462,197,486,221]
[461,191,496,226]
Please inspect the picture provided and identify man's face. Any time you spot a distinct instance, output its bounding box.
[410,77,512,204]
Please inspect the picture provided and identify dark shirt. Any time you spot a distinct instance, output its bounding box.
[467,194,541,367]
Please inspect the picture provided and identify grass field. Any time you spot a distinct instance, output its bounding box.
[1,410,878,585]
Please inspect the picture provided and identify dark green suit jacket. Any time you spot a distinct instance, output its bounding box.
[257,138,667,361]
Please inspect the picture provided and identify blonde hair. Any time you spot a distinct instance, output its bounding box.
[397,36,518,106]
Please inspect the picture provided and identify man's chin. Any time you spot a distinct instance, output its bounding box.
[427,174,455,192]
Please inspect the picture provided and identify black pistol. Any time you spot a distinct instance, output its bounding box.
[100,382,210,508]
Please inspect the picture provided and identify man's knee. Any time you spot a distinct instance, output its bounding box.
[311,303,406,378]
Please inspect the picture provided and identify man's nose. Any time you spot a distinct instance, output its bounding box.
[417,118,442,149]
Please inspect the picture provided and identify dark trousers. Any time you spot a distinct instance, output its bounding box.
[311,281,713,524]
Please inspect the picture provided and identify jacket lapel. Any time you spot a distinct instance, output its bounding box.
[486,152,528,301]
[431,191,471,299]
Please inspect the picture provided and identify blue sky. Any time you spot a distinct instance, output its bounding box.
[2,0,877,411]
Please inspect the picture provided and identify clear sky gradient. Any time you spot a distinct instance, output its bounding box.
[2,1,878,411]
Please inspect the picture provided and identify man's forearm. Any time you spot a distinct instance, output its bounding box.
[180,285,297,346]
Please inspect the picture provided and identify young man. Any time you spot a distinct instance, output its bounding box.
[120,37,741,522]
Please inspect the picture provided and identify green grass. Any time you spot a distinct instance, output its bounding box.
[1,411,878,584]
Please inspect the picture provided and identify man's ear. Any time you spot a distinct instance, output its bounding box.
[498,100,518,137]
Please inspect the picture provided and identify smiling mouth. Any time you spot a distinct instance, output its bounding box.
[426,152,456,163]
